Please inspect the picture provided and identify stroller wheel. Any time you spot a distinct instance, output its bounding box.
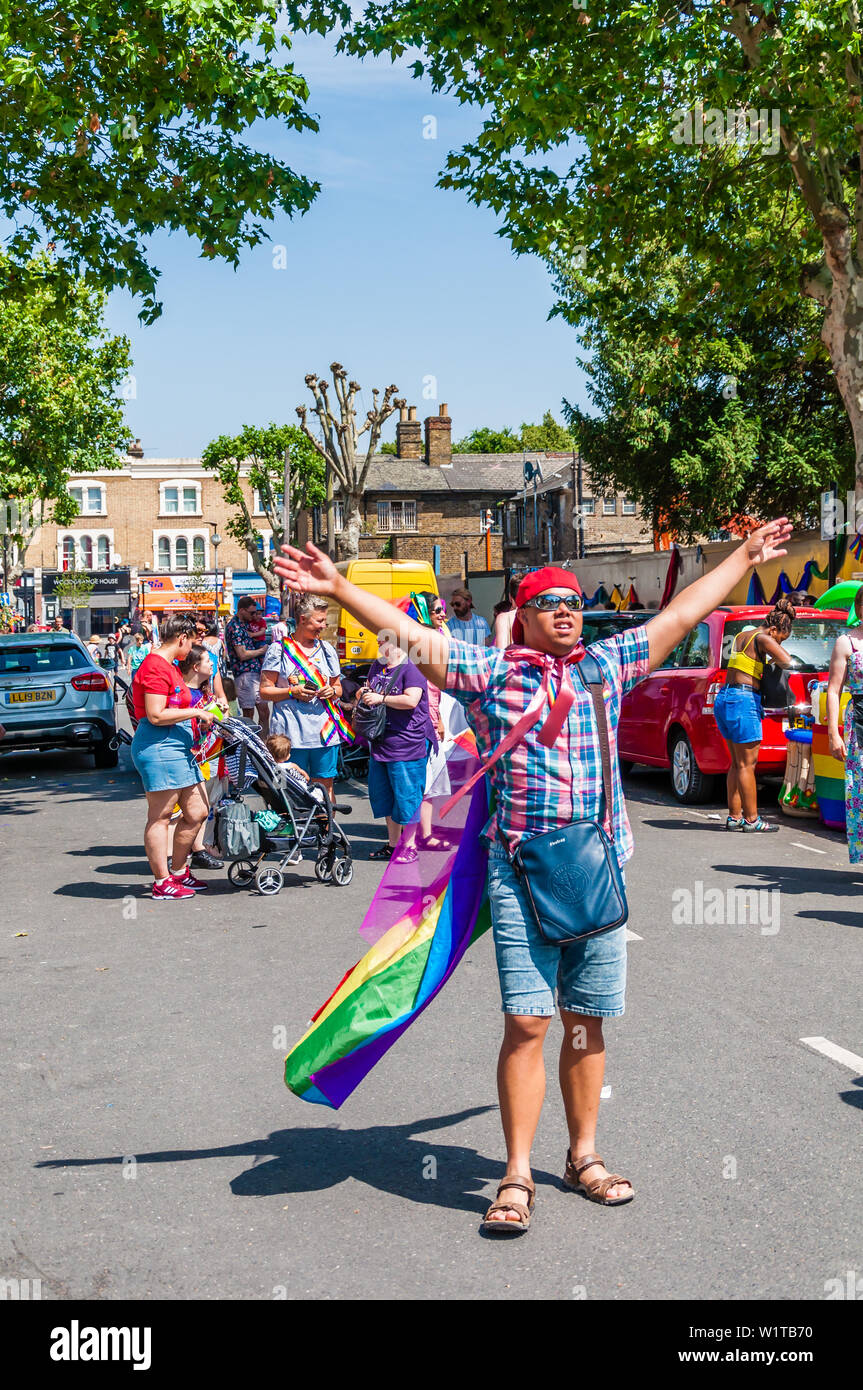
[228,859,256,888]
[255,866,284,895]
[314,854,334,883]
[332,857,354,886]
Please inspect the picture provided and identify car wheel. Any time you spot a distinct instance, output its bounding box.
[669,731,714,804]
[93,739,119,769]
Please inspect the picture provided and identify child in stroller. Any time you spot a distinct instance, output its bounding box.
[217,716,354,895]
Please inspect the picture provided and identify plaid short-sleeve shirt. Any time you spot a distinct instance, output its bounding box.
[445,627,650,867]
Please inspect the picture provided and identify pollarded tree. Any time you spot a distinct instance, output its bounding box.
[202,423,325,597]
[335,0,863,493]
[0,2,319,321]
[296,363,400,560]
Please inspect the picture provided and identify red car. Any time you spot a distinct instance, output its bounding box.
[617,605,848,802]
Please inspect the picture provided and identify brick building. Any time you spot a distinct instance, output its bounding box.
[504,455,654,569]
[300,404,653,578]
[19,442,273,634]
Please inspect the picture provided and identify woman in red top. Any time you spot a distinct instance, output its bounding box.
[130,614,216,900]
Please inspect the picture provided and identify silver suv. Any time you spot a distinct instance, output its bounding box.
[0,632,119,768]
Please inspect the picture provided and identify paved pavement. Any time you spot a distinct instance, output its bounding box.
[2,739,861,1301]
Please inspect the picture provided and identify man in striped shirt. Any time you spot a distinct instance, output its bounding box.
[276,517,793,1234]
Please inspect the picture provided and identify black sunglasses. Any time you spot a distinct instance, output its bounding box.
[524,592,584,612]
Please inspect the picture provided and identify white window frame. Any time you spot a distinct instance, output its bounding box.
[602,496,617,515]
[580,497,595,516]
[253,488,284,516]
[68,481,106,516]
[152,529,209,571]
[159,479,202,517]
[622,497,637,516]
[57,529,115,570]
[376,499,418,533]
[157,537,171,570]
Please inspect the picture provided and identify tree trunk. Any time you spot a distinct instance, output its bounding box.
[819,272,863,498]
[336,495,362,562]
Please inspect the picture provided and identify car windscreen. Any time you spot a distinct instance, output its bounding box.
[0,644,89,675]
[720,618,848,673]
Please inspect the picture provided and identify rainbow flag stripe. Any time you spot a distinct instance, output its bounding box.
[281,637,354,745]
[284,773,490,1107]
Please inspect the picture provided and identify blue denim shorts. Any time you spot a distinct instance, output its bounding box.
[289,744,340,779]
[368,755,426,825]
[713,685,763,745]
[487,843,627,1018]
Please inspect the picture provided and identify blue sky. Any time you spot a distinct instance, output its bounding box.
[104,30,589,458]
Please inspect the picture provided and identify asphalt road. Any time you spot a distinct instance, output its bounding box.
[2,739,861,1302]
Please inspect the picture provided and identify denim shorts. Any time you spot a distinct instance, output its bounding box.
[368,755,426,825]
[289,743,340,779]
[486,843,627,1018]
[713,685,763,745]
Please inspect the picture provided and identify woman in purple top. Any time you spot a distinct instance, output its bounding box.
[360,636,435,864]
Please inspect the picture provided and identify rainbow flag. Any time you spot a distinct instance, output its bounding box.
[280,637,354,745]
[284,745,490,1108]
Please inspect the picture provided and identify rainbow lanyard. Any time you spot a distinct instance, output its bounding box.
[281,637,354,746]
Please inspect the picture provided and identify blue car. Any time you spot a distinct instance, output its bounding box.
[0,632,119,767]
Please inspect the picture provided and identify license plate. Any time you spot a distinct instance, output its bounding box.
[8,689,56,703]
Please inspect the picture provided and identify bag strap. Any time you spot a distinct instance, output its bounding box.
[439,672,552,818]
[574,652,614,836]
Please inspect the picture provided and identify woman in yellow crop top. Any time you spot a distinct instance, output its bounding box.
[713,597,797,831]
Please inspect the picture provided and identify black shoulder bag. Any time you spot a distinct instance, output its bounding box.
[507,652,628,943]
[351,662,405,744]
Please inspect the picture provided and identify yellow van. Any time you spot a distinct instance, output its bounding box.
[325,559,438,669]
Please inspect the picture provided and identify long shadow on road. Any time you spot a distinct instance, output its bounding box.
[33,1106,560,1215]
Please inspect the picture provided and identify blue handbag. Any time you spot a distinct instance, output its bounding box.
[507,653,628,944]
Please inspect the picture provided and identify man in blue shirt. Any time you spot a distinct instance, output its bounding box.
[447,587,491,645]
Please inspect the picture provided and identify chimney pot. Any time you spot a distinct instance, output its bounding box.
[399,404,408,422]
[128,438,144,459]
[424,404,452,468]
[396,406,423,460]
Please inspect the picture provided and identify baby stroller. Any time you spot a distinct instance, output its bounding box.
[217,717,354,895]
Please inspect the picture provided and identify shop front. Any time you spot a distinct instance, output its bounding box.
[40,568,132,638]
[137,573,231,619]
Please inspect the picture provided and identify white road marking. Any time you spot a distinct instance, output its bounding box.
[800,1036,863,1073]
[685,810,714,820]
[600,1085,612,1099]
[789,841,828,854]
[625,928,642,941]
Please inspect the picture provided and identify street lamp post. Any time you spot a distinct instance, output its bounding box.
[209,523,221,622]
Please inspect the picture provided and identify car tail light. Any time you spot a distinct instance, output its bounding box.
[71,672,109,692]
[703,679,723,713]
[337,626,346,660]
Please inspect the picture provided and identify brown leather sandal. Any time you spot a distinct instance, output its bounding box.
[563,1150,634,1206]
[480,1173,535,1235]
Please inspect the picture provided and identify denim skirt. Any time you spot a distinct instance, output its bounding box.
[131,720,202,793]
[714,685,763,745]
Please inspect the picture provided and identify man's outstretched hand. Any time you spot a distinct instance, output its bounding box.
[274,542,339,596]
[744,518,793,567]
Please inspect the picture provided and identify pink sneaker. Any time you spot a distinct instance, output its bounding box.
[170,869,209,891]
[152,877,195,900]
